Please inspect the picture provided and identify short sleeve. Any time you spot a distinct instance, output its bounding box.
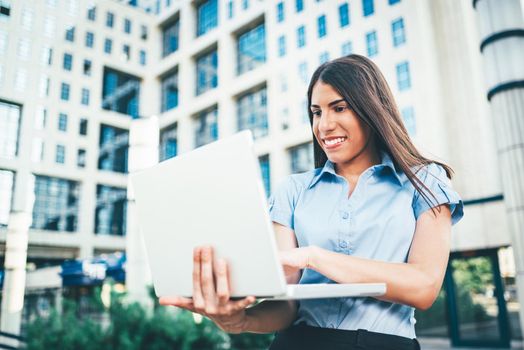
[412,163,464,225]
[268,175,301,230]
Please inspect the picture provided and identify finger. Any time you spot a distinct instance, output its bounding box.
[214,258,230,305]
[159,296,196,312]
[200,246,217,312]
[192,247,205,311]
[159,296,193,307]
[232,296,256,312]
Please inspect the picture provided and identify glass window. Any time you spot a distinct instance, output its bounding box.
[31,138,44,163]
[341,41,352,56]
[289,142,313,173]
[301,98,308,123]
[21,9,33,30]
[392,18,406,47]
[197,0,218,37]
[55,144,65,164]
[389,0,400,4]
[278,35,286,57]
[0,2,10,19]
[77,149,86,167]
[85,31,94,48]
[106,11,114,28]
[279,74,288,92]
[242,0,249,10]
[15,69,27,91]
[17,38,30,60]
[32,175,80,232]
[123,44,130,61]
[66,0,78,16]
[396,61,411,91]
[98,124,129,173]
[39,76,50,97]
[81,88,90,105]
[63,53,73,71]
[296,0,304,12]
[0,100,21,159]
[237,87,267,139]
[339,3,350,27]
[297,25,305,48]
[162,19,179,57]
[79,118,88,136]
[95,185,126,236]
[102,67,140,118]
[44,16,55,38]
[35,106,47,129]
[196,49,218,95]
[276,2,284,23]
[60,82,70,101]
[237,23,266,75]
[0,30,7,55]
[58,113,68,131]
[65,26,75,42]
[104,38,112,54]
[363,0,374,16]
[228,0,234,19]
[401,106,415,136]
[259,155,270,198]
[161,70,178,112]
[41,46,53,66]
[319,51,329,64]
[140,25,148,40]
[317,15,327,38]
[194,107,218,148]
[159,123,177,161]
[139,50,146,65]
[124,18,131,34]
[87,6,96,21]
[0,169,14,226]
[366,30,378,57]
[83,59,92,76]
[298,62,308,83]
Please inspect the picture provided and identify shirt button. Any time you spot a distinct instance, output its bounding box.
[340,241,348,248]
[342,212,349,219]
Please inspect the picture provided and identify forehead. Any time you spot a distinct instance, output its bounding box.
[311,81,343,104]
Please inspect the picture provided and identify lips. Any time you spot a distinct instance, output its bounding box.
[322,136,348,148]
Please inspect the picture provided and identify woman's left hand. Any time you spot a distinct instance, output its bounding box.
[279,247,314,278]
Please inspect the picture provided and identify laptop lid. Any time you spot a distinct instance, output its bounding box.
[130,131,288,298]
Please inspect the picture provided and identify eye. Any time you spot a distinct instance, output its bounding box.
[334,105,347,112]
[311,110,321,117]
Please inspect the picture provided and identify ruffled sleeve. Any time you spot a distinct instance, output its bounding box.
[268,175,301,230]
[412,163,464,225]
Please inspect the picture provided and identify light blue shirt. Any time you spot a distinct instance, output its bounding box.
[268,152,464,338]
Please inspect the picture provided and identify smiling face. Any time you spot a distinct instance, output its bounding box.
[311,81,375,169]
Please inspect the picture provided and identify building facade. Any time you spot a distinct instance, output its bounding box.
[0,0,521,346]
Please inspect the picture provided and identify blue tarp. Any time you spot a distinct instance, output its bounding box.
[60,252,126,287]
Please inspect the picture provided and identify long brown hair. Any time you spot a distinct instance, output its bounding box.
[307,54,453,212]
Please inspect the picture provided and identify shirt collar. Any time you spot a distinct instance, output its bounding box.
[308,151,403,189]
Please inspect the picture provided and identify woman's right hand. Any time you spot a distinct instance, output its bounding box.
[159,246,256,334]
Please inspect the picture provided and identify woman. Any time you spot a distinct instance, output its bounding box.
[160,54,464,350]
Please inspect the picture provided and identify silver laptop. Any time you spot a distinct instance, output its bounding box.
[130,130,386,300]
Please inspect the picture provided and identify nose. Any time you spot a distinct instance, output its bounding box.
[318,111,336,134]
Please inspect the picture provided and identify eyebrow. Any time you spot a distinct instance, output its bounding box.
[310,99,346,109]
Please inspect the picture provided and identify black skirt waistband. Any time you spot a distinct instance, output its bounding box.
[269,324,420,350]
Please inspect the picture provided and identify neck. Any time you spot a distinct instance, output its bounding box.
[334,140,381,181]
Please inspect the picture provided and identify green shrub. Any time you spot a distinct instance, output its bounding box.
[26,296,274,350]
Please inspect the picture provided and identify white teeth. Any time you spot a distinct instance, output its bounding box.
[324,137,346,146]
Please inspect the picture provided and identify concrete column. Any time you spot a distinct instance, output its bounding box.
[473,0,524,333]
[0,212,31,347]
[126,116,159,307]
